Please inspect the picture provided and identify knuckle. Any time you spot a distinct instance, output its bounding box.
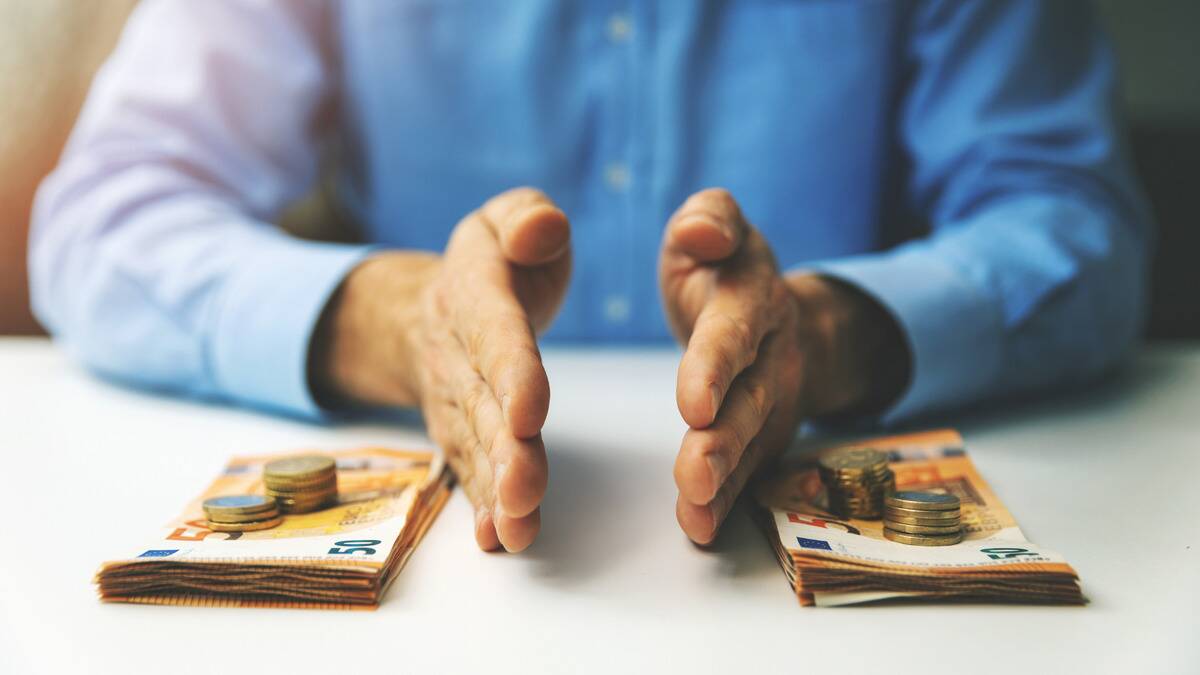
[463,318,490,360]
[459,379,490,431]
[707,312,756,372]
[744,381,771,421]
[725,314,757,361]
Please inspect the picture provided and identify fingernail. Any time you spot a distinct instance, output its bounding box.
[715,218,735,242]
[706,453,729,492]
[708,384,722,423]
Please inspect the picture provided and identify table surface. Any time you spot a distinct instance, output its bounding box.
[0,337,1197,675]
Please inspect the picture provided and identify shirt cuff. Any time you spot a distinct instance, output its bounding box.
[807,245,1005,425]
[210,235,372,418]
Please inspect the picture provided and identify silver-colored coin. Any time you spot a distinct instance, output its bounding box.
[202,494,277,517]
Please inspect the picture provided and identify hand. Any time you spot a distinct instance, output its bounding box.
[659,189,908,545]
[312,188,571,552]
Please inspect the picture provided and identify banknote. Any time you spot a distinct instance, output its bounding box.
[752,429,1084,607]
[96,447,450,609]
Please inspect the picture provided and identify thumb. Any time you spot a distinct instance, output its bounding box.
[481,187,571,267]
[663,188,747,264]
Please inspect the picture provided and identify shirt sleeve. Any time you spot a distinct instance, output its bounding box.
[29,0,371,418]
[809,0,1153,424]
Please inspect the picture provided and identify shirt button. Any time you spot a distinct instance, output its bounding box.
[607,13,632,43]
[603,295,631,323]
[604,162,631,192]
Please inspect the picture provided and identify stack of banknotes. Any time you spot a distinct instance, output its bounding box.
[752,429,1084,607]
[95,447,450,610]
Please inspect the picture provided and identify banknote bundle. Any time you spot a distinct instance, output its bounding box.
[96,447,450,610]
[752,429,1084,607]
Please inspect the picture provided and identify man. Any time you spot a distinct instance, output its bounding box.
[31,1,1150,553]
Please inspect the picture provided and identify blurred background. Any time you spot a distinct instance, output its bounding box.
[1,1,1197,338]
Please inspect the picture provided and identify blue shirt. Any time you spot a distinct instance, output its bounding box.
[30,0,1152,423]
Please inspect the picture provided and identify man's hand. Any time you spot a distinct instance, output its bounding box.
[659,189,908,545]
[312,188,571,553]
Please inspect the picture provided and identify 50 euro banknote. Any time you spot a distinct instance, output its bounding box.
[752,429,1084,607]
[95,447,450,610]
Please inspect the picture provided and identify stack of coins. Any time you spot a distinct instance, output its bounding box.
[883,491,963,546]
[818,447,895,519]
[202,495,282,532]
[263,455,338,514]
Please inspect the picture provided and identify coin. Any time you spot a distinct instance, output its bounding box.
[884,505,961,520]
[203,508,281,524]
[884,521,963,535]
[267,487,333,504]
[272,493,336,507]
[263,455,336,479]
[817,448,888,473]
[272,493,337,514]
[885,491,961,511]
[205,515,283,532]
[883,513,962,526]
[202,495,277,517]
[267,485,338,498]
[883,528,963,546]
[263,478,337,494]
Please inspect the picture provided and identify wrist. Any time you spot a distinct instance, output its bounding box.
[309,251,440,408]
[784,273,910,418]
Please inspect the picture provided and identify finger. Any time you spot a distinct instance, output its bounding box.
[443,338,549,519]
[675,272,782,428]
[425,399,502,551]
[677,413,787,545]
[474,504,502,552]
[495,507,542,553]
[674,347,779,505]
[663,188,747,264]
[453,290,549,439]
[446,222,551,439]
[492,433,549,519]
[480,187,571,266]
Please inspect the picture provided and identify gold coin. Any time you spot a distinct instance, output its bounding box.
[819,469,889,484]
[817,448,888,473]
[278,504,331,515]
[271,493,337,508]
[263,455,336,480]
[273,494,337,514]
[264,480,338,497]
[205,516,283,532]
[883,516,960,528]
[266,486,338,501]
[884,521,962,535]
[884,505,961,520]
[885,491,961,511]
[203,508,281,524]
[883,528,963,546]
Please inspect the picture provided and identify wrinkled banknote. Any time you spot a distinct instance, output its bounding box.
[96,447,450,609]
[752,429,1084,607]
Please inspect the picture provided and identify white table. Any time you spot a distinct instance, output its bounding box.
[0,337,1197,675]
